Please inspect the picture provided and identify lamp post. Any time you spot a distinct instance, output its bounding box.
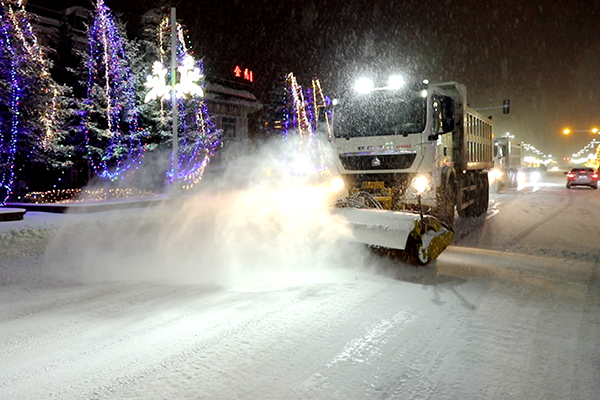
[170,7,178,191]
[563,127,599,135]
[143,7,205,193]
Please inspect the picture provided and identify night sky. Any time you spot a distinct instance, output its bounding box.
[27,0,600,159]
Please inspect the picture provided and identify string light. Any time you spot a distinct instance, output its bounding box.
[287,73,312,137]
[312,78,332,140]
[0,5,22,205]
[153,13,220,190]
[571,138,600,165]
[23,187,158,203]
[282,73,331,177]
[83,0,148,181]
[6,1,59,150]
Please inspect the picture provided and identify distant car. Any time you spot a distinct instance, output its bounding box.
[565,167,598,189]
[517,167,542,185]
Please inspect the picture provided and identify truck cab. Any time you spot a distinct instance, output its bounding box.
[330,78,493,225]
[331,80,455,210]
[492,136,523,190]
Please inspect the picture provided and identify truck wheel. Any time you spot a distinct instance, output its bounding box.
[458,173,476,218]
[473,173,489,216]
[480,174,489,215]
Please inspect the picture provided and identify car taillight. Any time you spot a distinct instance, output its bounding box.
[567,174,575,178]
[593,173,599,179]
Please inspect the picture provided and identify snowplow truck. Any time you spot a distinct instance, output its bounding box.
[330,80,493,264]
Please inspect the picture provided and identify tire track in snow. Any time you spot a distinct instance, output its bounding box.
[0,284,226,361]
[0,284,243,395]
[325,309,416,368]
[0,283,137,323]
[0,285,327,399]
[506,193,574,249]
[72,285,327,400]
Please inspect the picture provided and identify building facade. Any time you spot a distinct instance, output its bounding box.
[205,79,263,165]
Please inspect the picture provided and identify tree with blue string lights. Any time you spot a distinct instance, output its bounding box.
[142,10,220,190]
[0,0,68,204]
[83,0,148,183]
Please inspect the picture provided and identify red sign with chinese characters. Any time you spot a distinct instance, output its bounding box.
[234,65,253,83]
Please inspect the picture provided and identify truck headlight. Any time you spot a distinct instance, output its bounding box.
[489,168,502,182]
[330,177,345,193]
[412,176,430,194]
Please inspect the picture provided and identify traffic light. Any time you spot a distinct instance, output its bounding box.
[503,99,510,114]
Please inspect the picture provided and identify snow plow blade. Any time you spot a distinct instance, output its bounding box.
[333,208,454,265]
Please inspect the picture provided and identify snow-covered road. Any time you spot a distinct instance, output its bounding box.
[1,170,599,399]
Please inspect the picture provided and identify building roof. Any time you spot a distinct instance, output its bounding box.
[205,80,262,111]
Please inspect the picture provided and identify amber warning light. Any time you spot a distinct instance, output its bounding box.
[234,65,254,83]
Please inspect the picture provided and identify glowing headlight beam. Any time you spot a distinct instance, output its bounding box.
[330,177,345,194]
[412,176,429,194]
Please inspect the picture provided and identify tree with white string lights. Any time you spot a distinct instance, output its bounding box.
[0,0,66,204]
[83,0,148,182]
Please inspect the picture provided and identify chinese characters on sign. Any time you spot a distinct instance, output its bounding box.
[234,65,253,83]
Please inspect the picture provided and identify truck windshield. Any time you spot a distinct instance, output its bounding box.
[334,92,426,138]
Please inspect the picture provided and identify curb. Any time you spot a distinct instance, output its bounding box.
[0,208,26,221]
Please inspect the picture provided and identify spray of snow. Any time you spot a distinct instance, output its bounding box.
[44,136,370,290]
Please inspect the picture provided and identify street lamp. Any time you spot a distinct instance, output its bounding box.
[143,7,205,193]
[563,127,599,135]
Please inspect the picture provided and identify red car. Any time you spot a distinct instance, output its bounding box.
[565,167,598,189]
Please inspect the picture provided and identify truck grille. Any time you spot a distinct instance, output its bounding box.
[339,153,416,171]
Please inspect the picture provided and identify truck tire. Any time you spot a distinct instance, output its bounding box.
[479,174,489,215]
[473,173,489,216]
[458,173,475,218]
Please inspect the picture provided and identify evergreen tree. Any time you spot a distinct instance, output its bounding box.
[255,74,290,140]
[83,0,148,182]
[131,11,171,155]
[0,1,69,201]
[139,10,220,189]
[0,6,19,204]
[48,25,90,187]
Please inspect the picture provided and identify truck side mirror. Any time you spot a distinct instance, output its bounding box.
[441,96,455,133]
